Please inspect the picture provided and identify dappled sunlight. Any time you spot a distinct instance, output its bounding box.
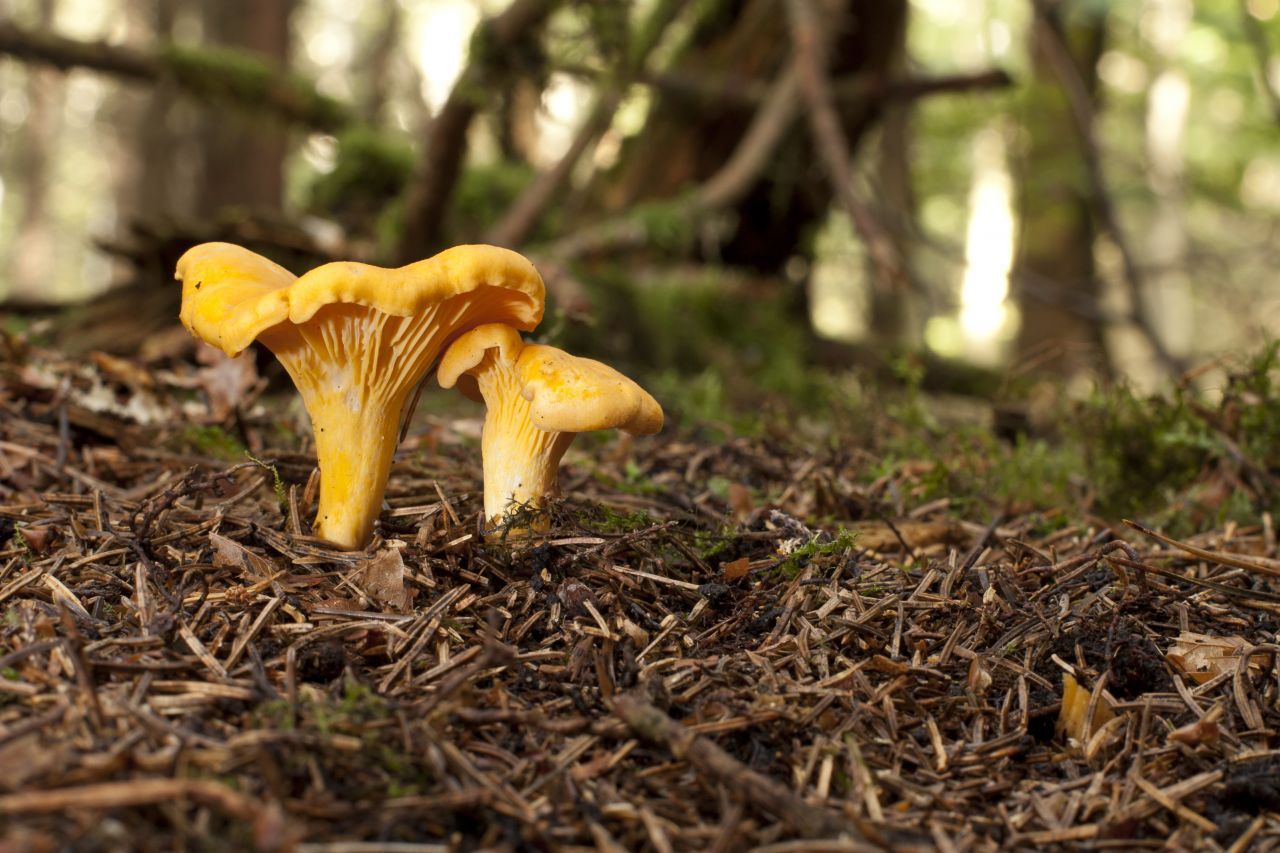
[957,127,1016,364]
[408,0,480,114]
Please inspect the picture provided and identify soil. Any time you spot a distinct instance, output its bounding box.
[0,341,1278,849]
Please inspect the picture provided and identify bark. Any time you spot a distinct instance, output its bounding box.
[870,86,918,347]
[125,0,182,219]
[355,0,402,126]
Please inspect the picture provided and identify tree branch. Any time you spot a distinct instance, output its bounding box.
[0,20,350,131]
[785,0,902,289]
[545,63,803,262]
[1240,0,1280,124]
[487,0,686,250]
[1029,1,1186,376]
[395,0,558,262]
[635,66,1011,109]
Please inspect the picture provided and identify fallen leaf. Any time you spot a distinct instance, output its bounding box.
[722,557,751,580]
[90,351,156,392]
[353,548,412,613]
[1057,672,1114,743]
[1166,631,1266,684]
[0,735,70,791]
[196,344,259,421]
[210,533,276,581]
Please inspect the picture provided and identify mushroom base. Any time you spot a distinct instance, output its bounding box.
[482,423,574,540]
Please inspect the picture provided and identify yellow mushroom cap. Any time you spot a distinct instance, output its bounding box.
[176,242,294,356]
[437,322,525,401]
[518,346,664,436]
[176,242,545,357]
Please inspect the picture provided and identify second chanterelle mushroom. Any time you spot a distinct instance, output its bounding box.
[437,323,664,536]
[176,243,545,550]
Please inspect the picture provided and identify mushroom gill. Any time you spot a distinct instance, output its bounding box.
[176,243,545,550]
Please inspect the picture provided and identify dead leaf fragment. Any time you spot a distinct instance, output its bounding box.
[353,548,412,613]
[1168,716,1220,747]
[17,525,55,556]
[1058,672,1114,743]
[722,557,751,581]
[196,344,259,421]
[210,533,276,581]
[1166,631,1266,684]
[728,483,754,522]
[90,351,156,392]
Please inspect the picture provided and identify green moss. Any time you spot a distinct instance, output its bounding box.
[561,266,822,429]
[586,506,655,534]
[174,424,247,462]
[774,529,858,580]
[248,453,289,517]
[308,128,414,247]
[160,44,350,131]
[450,161,537,240]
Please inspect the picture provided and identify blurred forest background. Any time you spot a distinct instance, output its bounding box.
[0,0,1278,426]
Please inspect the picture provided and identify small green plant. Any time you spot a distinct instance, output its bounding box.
[248,453,289,516]
[586,506,655,534]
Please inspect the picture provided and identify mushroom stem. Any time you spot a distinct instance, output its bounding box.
[472,350,573,533]
[307,394,404,550]
[259,304,456,550]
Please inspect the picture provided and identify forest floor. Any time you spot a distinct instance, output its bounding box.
[2,337,1280,852]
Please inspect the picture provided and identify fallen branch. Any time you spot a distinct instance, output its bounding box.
[0,777,286,831]
[1124,519,1280,578]
[0,20,350,131]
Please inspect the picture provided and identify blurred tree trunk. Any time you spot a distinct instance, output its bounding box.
[1142,0,1192,367]
[197,0,294,215]
[125,0,184,218]
[868,11,917,349]
[10,0,61,302]
[1012,5,1110,377]
[594,0,907,347]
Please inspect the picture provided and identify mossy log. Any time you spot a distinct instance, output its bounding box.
[0,20,350,131]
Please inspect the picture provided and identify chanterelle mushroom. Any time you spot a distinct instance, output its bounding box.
[437,323,663,535]
[176,243,544,550]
